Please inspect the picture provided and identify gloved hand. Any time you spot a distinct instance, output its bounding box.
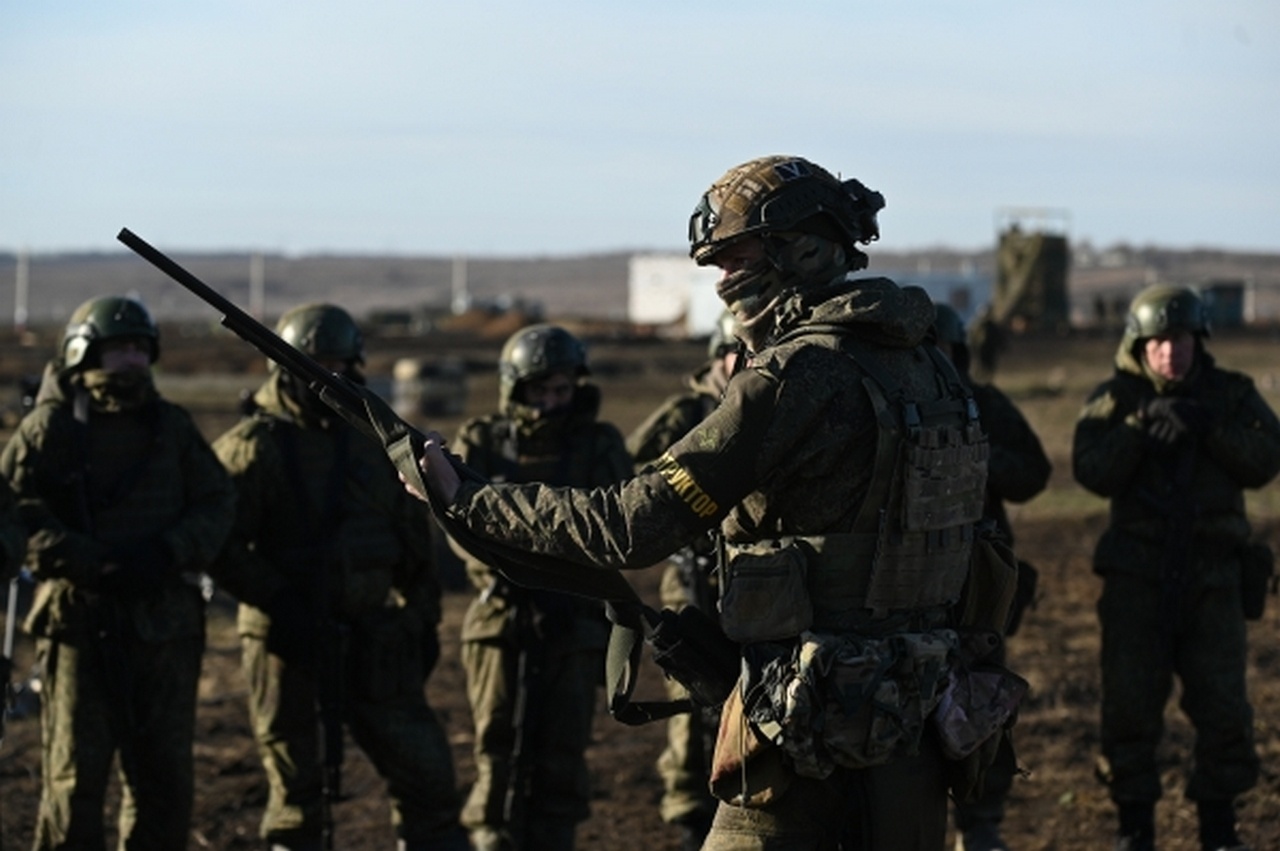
[1141,396,1213,445]
[99,538,174,595]
[264,590,316,665]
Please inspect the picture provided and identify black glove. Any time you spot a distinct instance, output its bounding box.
[1141,396,1212,445]
[264,590,316,665]
[99,538,174,595]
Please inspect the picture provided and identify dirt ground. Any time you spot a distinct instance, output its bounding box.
[1,329,1279,850]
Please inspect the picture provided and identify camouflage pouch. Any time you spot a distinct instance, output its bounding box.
[719,541,813,644]
[931,661,1027,761]
[749,630,956,778]
[1239,541,1275,621]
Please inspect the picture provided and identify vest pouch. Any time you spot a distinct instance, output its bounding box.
[953,527,1019,634]
[719,541,813,644]
[1239,541,1275,621]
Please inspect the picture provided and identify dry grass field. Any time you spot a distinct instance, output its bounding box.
[1,326,1279,850]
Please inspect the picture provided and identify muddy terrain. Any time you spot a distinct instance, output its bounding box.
[1,329,1278,850]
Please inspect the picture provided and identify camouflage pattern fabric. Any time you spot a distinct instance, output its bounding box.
[211,371,460,846]
[450,381,631,849]
[954,377,1050,832]
[1073,339,1280,805]
[439,275,965,849]
[0,361,235,850]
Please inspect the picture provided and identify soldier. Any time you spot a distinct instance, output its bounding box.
[934,304,1051,851]
[625,311,740,851]
[407,155,1006,851]
[1073,285,1280,851]
[210,303,466,851]
[0,296,235,850]
[449,324,632,851]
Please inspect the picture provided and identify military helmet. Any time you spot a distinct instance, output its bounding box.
[708,310,740,359]
[274,303,365,368]
[1124,285,1210,343]
[687,155,885,265]
[933,304,967,347]
[62,295,160,369]
[498,324,588,401]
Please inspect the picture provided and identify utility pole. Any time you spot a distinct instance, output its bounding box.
[451,255,469,315]
[250,252,265,319]
[14,247,29,332]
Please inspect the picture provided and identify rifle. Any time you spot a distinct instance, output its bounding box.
[1,575,17,745]
[118,228,738,722]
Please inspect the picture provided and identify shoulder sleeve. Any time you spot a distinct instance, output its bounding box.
[161,404,237,570]
[1071,377,1147,497]
[207,418,290,606]
[1203,370,1280,487]
[976,384,1051,503]
[444,366,779,571]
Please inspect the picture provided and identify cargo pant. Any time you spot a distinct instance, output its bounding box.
[1097,570,1258,804]
[701,735,949,851]
[242,608,462,847]
[33,628,203,851]
[459,606,602,850]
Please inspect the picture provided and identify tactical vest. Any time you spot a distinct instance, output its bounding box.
[719,333,988,640]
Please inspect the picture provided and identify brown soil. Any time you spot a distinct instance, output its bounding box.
[1,330,1279,850]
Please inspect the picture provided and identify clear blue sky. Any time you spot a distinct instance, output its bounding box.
[3,1,1277,256]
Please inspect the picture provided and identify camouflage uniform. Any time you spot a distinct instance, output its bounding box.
[212,366,464,851]
[452,360,632,851]
[0,312,235,851]
[424,155,999,851]
[626,359,732,841]
[934,306,1052,850]
[0,474,27,851]
[1073,285,1280,850]
[442,272,988,850]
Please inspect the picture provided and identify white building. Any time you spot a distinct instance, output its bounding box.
[627,253,723,337]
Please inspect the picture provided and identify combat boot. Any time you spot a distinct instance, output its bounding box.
[955,817,1010,851]
[1114,801,1155,851]
[1196,799,1250,851]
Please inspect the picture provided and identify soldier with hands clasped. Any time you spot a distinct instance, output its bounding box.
[1073,285,1280,851]
[0,296,236,850]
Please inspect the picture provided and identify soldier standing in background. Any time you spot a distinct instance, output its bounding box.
[625,311,740,851]
[450,324,632,851]
[1073,285,1280,851]
[933,304,1051,851]
[0,296,235,850]
[210,303,466,851]
[0,474,20,851]
[407,155,1008,851]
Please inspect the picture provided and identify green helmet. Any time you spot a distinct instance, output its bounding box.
[933,304,967,347]
[1123,285,1209,348]
[708,310,740,359]
[274,303,365,368]
[687,155,884,266]
[62,295,160,369]
[498,324,588,403]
